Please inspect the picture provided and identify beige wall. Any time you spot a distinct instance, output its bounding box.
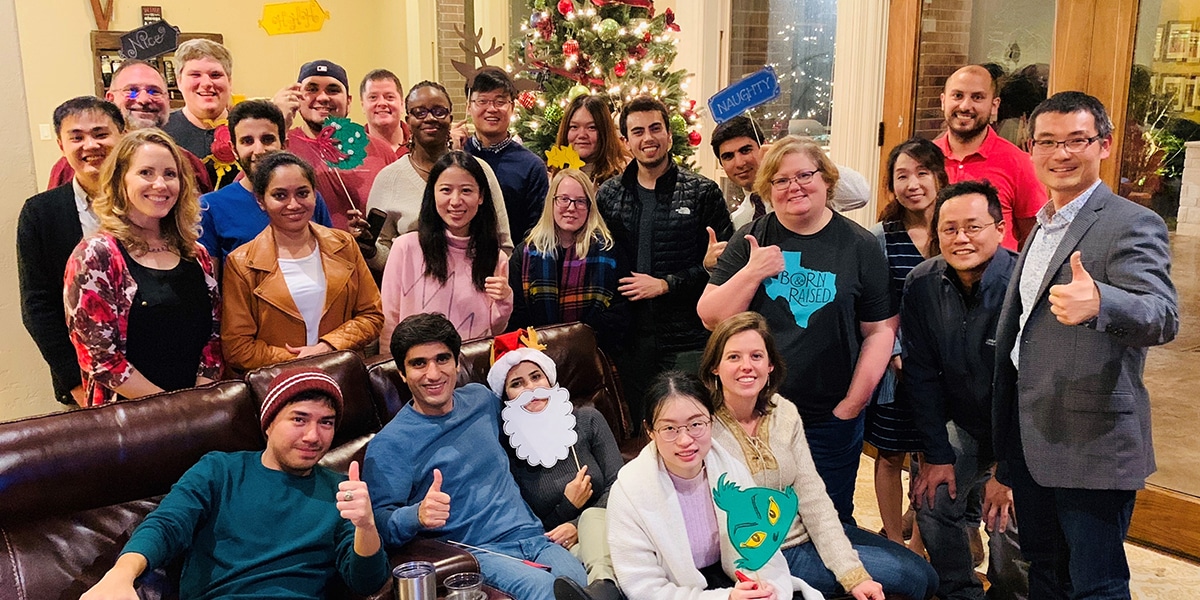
[1,0,62,420]
[16,0,434,189]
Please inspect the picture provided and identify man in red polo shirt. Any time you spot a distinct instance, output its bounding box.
[935,65,1046,250]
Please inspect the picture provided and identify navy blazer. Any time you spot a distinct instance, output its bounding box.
[993,183,1178,490]
[17,183,85,404]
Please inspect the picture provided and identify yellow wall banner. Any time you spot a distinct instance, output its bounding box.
[259,0,330,36]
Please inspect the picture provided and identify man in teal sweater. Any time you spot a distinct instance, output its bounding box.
[81,369,390,600]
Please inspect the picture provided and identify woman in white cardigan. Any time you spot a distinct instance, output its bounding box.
[699,312,937,600]
[607,371,821,600]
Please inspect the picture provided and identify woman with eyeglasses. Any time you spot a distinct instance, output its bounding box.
[554,95,630,186]
[607,371,802,600]
[697,135,898,525]
[702,312,937,600]
[363,81,513,273]
[862,137,950,552]
[508,169,630,353]
[378,151,511,345]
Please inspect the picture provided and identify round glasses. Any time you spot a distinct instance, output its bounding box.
[938,221,997,239]
[654,419,711,442]
[769,170,819,191]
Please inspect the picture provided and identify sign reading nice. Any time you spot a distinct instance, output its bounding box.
[707,66,781,124]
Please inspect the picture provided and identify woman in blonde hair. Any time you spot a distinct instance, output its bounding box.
[554,95,629,185]
[65,128,222,406]
[508,168,629,352]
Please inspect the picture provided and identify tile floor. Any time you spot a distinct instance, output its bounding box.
[851,456,1200,597]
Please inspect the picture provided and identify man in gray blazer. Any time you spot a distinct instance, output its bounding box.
[993,91,1178,599]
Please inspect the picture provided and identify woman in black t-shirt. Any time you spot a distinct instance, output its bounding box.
[697,135,897,524]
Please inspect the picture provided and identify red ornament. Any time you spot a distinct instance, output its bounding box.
[557,0,574,16]
[614,60,627,77]
[536,17,555,38]
[629,44,647,60]
[563,38,580,56]
[643,31,652,43]
[688,130,702,146]
[518,91,538,110]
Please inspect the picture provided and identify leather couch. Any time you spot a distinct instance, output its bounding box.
[0,323,633,600]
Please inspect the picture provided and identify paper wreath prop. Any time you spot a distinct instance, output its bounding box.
[323,116,369,169]
[712,473,799,571]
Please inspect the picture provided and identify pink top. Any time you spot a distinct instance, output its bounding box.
[379,231,512,348]
[934,126,1047,250]
[668,467,721,570]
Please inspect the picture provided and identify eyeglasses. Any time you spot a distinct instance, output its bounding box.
[119,86,165,100]
[1029,135,1103,155]
[769,170,819,191]
[408,106,451,119]
[552,195,589,209]
[938,221,997,239]
[654,419,711,442]
[470,98,511,109]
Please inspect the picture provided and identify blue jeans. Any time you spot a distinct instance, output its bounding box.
[473,535,587,600]
[1009,454,1136,600]
[782,524,938,599]
[915,424,1028,600]
[802,412,865,524]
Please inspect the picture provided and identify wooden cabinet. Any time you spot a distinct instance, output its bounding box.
[90,30,223,108]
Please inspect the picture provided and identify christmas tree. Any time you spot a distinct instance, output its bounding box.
[508,0,701,165]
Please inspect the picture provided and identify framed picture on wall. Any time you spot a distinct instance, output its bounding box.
[1185,79,1197,111]
[1192,76,1200,110]
[1191,20,1200,62]
[1167,21,1192,61]
[1155,26,1164,61]
[1164,76,1186,111]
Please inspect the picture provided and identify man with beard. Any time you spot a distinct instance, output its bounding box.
[197,99,333,264]
[364,314,587,600]
[360,69,410,159]
[19,97,124,405]
[934,65,1045,250]
[285,59,396,231]
[81,369,390,599]
[596,95,733,429]
[485,331,624,600]
[47,60,213,193]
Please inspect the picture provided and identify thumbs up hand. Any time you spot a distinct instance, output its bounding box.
[703,226,728,271]
[1048,251,1101,325]
[745,235,785,281]
[419,468,451,529]
[337,461,375,529]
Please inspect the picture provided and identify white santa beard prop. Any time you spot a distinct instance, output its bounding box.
[501,386,578,468]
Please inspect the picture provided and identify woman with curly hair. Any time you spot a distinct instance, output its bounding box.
[65,128,222,406]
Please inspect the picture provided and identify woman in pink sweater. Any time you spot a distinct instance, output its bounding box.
[379,150,512,347]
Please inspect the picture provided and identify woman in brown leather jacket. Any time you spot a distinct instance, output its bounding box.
[221,151,382,373]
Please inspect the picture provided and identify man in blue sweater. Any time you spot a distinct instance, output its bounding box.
[462,67,550,241]
[81,368,389,599]
[365,313,587,600]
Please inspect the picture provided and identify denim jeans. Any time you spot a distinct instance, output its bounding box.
[802,412,865,525]
[1009,453,1136,600]
[473,535,587,600]
[915,423,1028,600]
[782,524,939,599]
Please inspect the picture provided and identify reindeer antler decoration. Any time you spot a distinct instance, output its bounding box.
[453,25,542,92]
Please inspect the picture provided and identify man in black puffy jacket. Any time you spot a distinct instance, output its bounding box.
[596,95,733,430]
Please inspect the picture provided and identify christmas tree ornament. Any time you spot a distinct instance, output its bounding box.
[544,103,564,124]
[518,90,538,110]
[663,7,680,32]
[566,84,591,102]
[557,0,574,16]
[669,112,687,133]
[614,59,627,77]
[562,38,580,56]
[688,130,702,146]
[629,43,647,60]
[598,18,620,42]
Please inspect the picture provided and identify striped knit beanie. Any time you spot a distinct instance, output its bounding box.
[260,368,344,433]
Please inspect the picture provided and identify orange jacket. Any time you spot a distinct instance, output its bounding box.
[221,224,383,372]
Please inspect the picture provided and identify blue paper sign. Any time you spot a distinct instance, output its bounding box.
[707,66,781,124]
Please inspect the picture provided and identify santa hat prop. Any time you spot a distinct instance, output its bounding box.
[487,328,558,397]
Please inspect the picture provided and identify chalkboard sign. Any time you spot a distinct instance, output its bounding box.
[118,20,180,60]
[707,66,782,124]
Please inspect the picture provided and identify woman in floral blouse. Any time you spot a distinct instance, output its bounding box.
[65,128,222,406]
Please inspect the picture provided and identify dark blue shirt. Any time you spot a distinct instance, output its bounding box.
[465,136,549,242]
[900,248,1017,464]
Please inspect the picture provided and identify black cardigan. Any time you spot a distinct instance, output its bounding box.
[17,183,85,404]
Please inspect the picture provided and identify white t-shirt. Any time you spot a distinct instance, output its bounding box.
[278,249,327,346]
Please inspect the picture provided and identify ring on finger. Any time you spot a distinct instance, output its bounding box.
[343,491,354,502]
